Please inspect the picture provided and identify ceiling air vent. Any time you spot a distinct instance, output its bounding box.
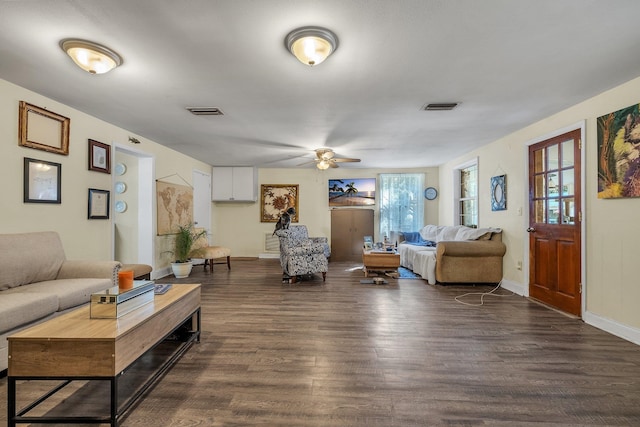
[422,103,459,111]
[186,107,224,116]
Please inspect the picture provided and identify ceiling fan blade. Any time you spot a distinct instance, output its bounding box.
[333,158,361,163]
[329,161,339,168]
[296,159,318,166]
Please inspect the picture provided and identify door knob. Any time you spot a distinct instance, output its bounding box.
[526,227,536,232]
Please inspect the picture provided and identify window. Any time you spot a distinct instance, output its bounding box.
[455,159,478,228]
[379,173,424,239]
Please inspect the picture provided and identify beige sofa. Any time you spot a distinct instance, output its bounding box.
[392,225,506,284]
[0,231,120,373]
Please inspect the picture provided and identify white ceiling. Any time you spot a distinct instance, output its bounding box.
[2,0,640,169]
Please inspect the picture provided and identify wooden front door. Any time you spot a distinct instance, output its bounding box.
[528,129,582,316]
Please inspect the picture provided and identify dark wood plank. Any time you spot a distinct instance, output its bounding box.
[2,259,640,426]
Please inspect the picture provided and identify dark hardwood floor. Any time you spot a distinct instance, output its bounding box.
[2,258,640,426]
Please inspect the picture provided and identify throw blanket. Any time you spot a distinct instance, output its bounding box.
[403,231,436,247]
[419,225,501,242]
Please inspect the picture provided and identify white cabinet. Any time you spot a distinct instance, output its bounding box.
[211,167,257,202]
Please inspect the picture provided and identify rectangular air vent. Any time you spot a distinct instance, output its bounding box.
[422,103,459,111]
[264,233,280,253]
[186,107,224,116]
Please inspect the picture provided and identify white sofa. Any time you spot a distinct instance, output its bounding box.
[0,231,120,373]
[392,225,505,284]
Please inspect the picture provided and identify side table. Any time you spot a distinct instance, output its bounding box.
[362,248,400,277]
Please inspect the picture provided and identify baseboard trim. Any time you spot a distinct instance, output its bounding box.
[259,253,280,259]
[153,267,172,279]
[500,278,525,296]
[583,311,640,346]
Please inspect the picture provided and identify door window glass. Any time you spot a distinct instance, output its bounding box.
[531,139,576,225]
[562,198,575,224]
[534,200,546,223]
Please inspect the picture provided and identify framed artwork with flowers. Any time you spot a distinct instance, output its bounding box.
[260,184,299,222]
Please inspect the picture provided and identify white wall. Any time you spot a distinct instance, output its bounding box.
[113,151,139,263]
[0,78,211,270]
[211,167,439,257]
[439,75,640,340]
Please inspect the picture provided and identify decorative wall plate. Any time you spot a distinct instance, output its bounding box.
[115,201,127,213]
[115,163,127,176]
[115,181,127,194]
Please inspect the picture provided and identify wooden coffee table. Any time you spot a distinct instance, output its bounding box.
[362,248,400,277]
[7,284,201,427]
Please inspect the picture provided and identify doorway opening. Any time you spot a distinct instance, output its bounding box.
[113,145,155,274]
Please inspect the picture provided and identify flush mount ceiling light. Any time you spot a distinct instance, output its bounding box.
[60,39,122,74]
[285,26,338,66]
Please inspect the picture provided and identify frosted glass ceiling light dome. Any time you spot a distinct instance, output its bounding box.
[60,39,122,74]
[285,26,338,67]
[317,160,331,170]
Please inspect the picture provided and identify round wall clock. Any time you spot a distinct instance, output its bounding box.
[424,187,438,200]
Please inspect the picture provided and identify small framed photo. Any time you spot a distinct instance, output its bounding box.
[88,139,111,173]
[24,157,61,204]
[88,188,110,219]
[19,101,70,155]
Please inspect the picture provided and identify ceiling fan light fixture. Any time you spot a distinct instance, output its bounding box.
[317,159,331,170]
[285,26,338,67]
[60,39,122,74]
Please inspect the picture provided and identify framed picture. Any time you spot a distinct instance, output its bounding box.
[597,102,640,198]
[23,157,62,204]
[261,184,299,222]
[328,178,376,207]
[491,175,507,211]
[18,101,70,155]
[88,188,110,219]
[88,139,111,173]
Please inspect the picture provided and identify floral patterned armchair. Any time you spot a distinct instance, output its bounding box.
[275,225,329,283]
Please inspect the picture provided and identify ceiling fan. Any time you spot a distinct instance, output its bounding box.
[300,148,361,169]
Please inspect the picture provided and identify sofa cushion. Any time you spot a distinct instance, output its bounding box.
[5,278,111,311]
[0,231,66,291]
[0,293,59,333]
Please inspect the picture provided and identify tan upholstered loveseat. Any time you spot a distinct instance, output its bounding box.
[392,225,506,284]
[0,231,120,373]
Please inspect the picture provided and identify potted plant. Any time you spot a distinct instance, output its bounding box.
[170,223,207,278]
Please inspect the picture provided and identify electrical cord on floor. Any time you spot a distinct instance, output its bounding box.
[454,281,514,306]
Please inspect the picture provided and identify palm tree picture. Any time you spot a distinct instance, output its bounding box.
[328,178,376,207]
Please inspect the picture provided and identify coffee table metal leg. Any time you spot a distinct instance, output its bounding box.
[8,376,16,427]
[111,377,118,427]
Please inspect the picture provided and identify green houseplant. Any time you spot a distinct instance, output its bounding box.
[171,223,207,278]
